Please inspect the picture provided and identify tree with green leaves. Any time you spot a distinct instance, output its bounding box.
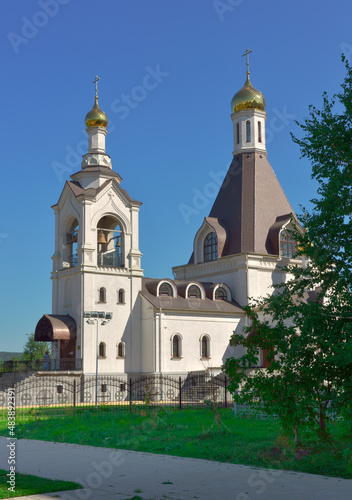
[22,333,50,366]
[223,55,352,441]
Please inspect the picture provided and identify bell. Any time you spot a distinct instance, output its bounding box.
[97,230,107,245]
[115,239,121,247]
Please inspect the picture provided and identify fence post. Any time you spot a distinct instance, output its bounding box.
[179,377,182,410]
[73,379,76,413]
[129,378,132,414]
[224,376,227,408]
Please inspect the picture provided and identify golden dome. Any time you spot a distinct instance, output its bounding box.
[85,97,108,128]
[231,75,266,114]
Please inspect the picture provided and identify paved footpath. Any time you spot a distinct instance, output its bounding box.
[1,437,351,500]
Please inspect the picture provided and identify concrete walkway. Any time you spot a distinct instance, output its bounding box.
[1,437,351,500]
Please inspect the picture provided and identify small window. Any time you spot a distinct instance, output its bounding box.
[215,287,227,301]
[99,287,106,303]
[246,120,251,142]
[258,121,262,143]
[188,285,201,299]
[172,335,181,358]
[159,283,173,297]
[280,229,297,258]
[201,336,210,358]
[117,342,125,358]
[57,385,63,394]
[204,232,218,262]
[236,122,240,144]
[118,288,125,304]
[101,384,107,393]
[99,342,106,358]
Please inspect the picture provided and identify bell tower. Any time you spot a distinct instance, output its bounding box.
[49,77,143,377]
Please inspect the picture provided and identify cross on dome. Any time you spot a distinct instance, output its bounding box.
[93,75,100,99]
[242,48,253,76]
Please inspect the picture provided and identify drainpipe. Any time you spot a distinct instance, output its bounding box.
[245,254,249,307]
[158,308,162,374]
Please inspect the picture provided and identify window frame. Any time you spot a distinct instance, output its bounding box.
[201,335,210,359]
[99,287,106,303]
[246,120,251,142]
[117,342,125,358]
[187,285,201,299]
[258,121,262,143]
[159,283,174,297]
[204,232,218,262]
[118,288,125,304]
[171,334,182,359]
[215,287,227,301]
[280,228,297,258]
[98,342,106,358]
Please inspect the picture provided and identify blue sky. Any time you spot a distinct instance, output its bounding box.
[1,0,352,352]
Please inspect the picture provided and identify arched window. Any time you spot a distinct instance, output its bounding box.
[159,283,173,297]
[99,287,106,303]
[236,122,240,144]
[118,288,125,304]
[258,121,262,143]
[201,336,210,358]
[188,285,201,299]
[97,216,123,268]
[117,342,125,358]
[215,287,227,301]
[65,219,79,268]
[172,335,181,358]
[280,229,297,258]
[99,342,106,358]
[204,232,218,262]
[246,120,251,142]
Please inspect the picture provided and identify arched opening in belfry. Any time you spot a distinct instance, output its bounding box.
[97,216,124,268]
[65,219,79,267]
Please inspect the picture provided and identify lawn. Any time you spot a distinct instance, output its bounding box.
[0,407,351,481]
[0,469,81,499]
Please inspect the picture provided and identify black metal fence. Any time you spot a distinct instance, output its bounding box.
[0,373,232,418]
[0,358,82,374]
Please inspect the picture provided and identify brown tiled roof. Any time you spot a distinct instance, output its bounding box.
[71,166,121,180]
[140,278,243,314]
[54,176,142,208]
[205,152,296,256]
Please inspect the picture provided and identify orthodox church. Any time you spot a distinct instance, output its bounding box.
[35,57,299,379]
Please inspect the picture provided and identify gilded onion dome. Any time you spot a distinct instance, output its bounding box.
[231,75,266,114]
[85,96,108,128]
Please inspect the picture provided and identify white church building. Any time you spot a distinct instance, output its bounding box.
[35,60,300,380]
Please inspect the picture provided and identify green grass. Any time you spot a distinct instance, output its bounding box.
[1,407,351,480]
[0,469,81,499]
